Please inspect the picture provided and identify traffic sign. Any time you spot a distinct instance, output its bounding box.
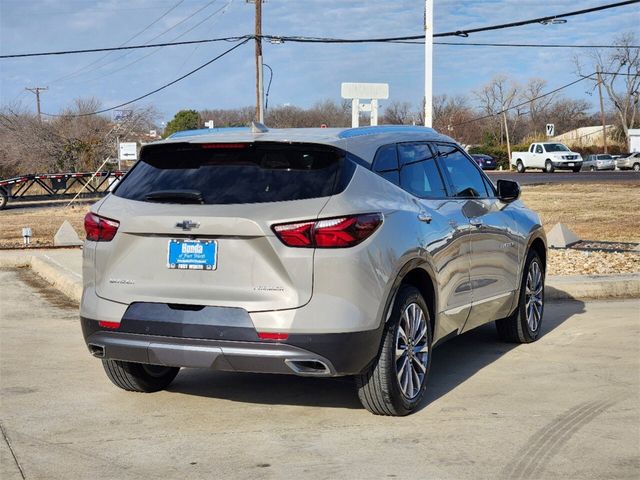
[546,124,555,137]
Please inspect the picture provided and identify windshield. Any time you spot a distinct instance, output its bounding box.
[115,142,343,205]
[598,155,613,160]
[544,144,570,152]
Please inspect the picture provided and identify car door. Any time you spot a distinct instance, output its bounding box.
[534,144,544,168]
[396,142,473,343]
[434,143,519,332]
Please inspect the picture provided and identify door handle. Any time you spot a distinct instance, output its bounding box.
[417,212,432,223]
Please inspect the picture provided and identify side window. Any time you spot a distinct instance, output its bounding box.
[397,143,447,198]
[373,144,399,186]
[436,144,489,198]
[535,145,543,154]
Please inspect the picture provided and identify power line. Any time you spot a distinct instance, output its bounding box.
[4,1,639,59]
[41,38,251,118]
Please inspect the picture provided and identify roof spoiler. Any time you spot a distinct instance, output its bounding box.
[251,121,269,134]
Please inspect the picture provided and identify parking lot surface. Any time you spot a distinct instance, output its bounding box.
[1,268,639,480]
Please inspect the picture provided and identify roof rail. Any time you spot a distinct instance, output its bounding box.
[338,125,436,139]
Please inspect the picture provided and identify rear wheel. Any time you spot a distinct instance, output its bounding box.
[356,285,432,416]
[496,251,545,343]
[102,359,179,392]
[633,163,640,172]
[545,160,555,173]
[590,165,596,172]
[0,189,7,210]
[516,160,525,173]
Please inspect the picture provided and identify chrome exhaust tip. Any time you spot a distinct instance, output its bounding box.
[285,359,332,376]
[88,343,105,358]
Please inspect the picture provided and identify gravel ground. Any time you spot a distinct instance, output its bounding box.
[548,248,640,276]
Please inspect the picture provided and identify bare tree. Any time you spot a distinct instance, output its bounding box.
[382,101,414,125]
[520,78,557,136]
[474,75,519,145]
[576,33,640,142]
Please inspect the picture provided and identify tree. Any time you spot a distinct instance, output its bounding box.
[163,109,201,137]
[474,76,519,145]
[382,101,414,125]
[520,78,556,136]
[576,33,640,142]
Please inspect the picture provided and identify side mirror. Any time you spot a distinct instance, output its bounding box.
[497,179,520,202]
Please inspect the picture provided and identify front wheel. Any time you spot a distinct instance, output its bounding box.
[356,285,432,416]
[633,163,640,172]
[545,160,555,173]
[496,251,545,343]
[590,166,596,172]
[572,166,581,173]
[0,189,7,210]
[102,359,179,392]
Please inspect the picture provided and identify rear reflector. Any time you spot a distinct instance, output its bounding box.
[257,332,289,341]
[98,321,120,329]
[84,212,119,242]
[273,213,383,248]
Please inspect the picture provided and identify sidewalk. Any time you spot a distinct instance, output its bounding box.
[0,247,638,304]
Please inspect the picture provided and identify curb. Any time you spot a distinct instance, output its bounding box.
[546,274,640,301]
[1,253,82,303]
[1,251,638,304]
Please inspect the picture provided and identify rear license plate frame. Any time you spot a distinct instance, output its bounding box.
[167,239,217,271]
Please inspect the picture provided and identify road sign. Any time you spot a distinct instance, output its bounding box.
[546,124,555,137]
[118,142,138,161]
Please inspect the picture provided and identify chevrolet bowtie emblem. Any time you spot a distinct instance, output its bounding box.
[175,220,200,231]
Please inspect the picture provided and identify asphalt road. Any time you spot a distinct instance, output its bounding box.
[486,170,640,185]
[1,268,639,480]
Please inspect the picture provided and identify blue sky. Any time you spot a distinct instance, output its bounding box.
[1,0,638,122]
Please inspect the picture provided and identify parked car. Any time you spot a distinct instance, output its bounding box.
[582,154,616,171]
[471,154,497,170]
[616,152,640,171]
[81,125,547,416]
[511,142,582,173]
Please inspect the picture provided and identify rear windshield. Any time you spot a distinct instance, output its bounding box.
[114,142,343,205]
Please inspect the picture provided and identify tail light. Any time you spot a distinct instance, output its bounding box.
[257,332,289,341]
[272,213,382,248]
[84,212,119,242]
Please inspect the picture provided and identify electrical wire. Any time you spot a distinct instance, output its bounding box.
[47,0,185,85]
[41,38,251,118]
[4,0,639,59]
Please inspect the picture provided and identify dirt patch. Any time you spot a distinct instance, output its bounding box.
[0,204,89,248]
[520,183,640,243]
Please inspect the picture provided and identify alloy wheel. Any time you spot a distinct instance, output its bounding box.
[525,260,543,332]
[395,303,429,399]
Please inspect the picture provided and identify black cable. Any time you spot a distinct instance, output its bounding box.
[41,38,251,118]
[432,42,639,49]
[4,1,638,59]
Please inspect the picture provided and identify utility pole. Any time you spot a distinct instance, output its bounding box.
[424,0,433,128]
[596,65,608,154]
[503,111,513,171]
[25,86,48,121]
[252,0,264,123]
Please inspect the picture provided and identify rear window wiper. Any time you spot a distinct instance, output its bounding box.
[144,190,204,204]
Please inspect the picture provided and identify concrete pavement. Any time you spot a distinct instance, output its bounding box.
[1,268,639,479]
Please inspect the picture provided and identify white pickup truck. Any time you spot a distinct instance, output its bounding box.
[511,142,583,173]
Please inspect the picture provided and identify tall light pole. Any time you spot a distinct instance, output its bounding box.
[424,0,433,128]
[253,0,264,123]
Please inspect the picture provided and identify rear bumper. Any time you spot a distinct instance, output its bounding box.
[81,310,383,377]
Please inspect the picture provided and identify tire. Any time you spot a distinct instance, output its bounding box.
[0,189,7,210]
[516,160,525,173]
[572,166,581,173]
[102,359,179,392]
[545,160,555,173]
[496,251,545,343]
[590,166,596,172]
[356,285,432,416]
[633,163,640,172]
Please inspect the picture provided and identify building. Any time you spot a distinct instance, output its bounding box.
[628,129,640,152]
[551,125,614,148]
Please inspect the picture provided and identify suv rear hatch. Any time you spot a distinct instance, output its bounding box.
[91,141,347,311]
